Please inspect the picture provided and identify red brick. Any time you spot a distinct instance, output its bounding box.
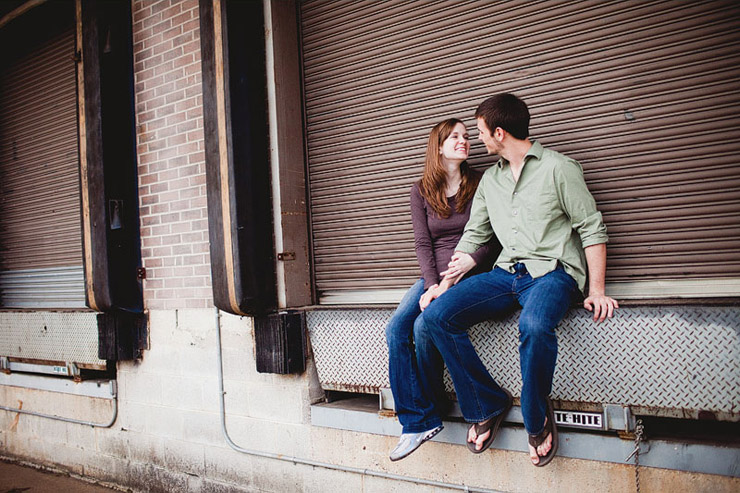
[142,12,164,31]
[192,219,208,231]
[165,112,187,126]
[152,204,170,214]
[165,159,189,173]
[182,18,200,33]
[160,212,181,224]
[152,1,173,16]
[171,221,193,234]
[151,223,171,235]
[159,191,180,203]
[155,104,176,119]
[164,278,183,288]
[151,39,175,57]
[178,187,201,200]
[143,236,162,248]
[188,175,206,188]
[142,215,161,226]
[152,62,175,78]
[173,266,194,277]
[162,25,183,43]
[190,196,207,208]
[192,242,210,254]
[146,299,166,309]
[177,164,200,177]
[147,137,167,151]
[182,232,203,243]
[166,133,187,147]
[141,194,158,206]
[152,246,173,258]
[172,244,192,256]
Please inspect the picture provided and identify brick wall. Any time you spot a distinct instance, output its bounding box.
[132,0,212,310]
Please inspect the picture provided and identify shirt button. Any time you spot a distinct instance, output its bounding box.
[513,230,518,234]
[513,209,518,216]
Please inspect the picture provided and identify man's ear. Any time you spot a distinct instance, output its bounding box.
[494,126,506,141]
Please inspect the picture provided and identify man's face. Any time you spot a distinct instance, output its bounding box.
[476,118,501,155]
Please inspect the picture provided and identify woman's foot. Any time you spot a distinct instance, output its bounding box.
[389,425,443,461]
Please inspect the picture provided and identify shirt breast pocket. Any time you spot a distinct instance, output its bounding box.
[525,191,559,222]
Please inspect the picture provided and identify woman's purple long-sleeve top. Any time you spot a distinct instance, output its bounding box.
[410,179,499,290]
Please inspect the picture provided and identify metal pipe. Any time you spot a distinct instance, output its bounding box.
[0,389,118,428]
[215,308,502,493]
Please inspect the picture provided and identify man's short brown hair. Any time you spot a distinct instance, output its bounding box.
[475,93,530,140]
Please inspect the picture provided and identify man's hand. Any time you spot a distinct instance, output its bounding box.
[441,252,476,285]
[583,293,619,322]
[583,243,618,322]
[419,280,453,311]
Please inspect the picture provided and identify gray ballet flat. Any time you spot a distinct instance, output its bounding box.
[389,425,443,461]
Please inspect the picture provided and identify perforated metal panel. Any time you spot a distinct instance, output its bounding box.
[0,311,104,367]
[307,306,740,419]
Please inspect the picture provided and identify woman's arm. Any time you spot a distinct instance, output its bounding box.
[410,184,439,289]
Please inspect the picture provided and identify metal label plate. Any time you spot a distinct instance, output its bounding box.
[554,410,604,429]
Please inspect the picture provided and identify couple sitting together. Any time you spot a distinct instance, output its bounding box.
[385,93,618,467]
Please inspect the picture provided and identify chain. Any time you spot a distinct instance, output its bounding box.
[625,419,645,493]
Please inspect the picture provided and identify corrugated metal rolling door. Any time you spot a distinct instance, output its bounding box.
[300,0,740,303]
[0,22,85,308]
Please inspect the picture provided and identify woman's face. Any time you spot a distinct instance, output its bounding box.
[439,122,470,162]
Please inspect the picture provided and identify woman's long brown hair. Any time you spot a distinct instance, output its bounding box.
[418,118,480,218]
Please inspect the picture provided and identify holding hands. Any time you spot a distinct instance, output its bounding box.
[419,284,441,311]
[441,251,476,285]
[420,252,477,311]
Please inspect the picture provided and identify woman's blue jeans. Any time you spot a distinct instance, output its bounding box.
[385,279,448,433]
[418,264,578,435]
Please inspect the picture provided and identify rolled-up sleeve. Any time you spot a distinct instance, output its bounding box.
[555,159,608,248]
[456,175,495,254]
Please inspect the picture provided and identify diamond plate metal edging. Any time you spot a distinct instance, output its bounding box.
[0,311,104,366]
[306,306,740,418]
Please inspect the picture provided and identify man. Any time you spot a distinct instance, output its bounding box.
[417,93,618,466]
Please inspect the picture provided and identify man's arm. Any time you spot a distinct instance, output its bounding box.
[455,174,495,255]
[583,243,619,322]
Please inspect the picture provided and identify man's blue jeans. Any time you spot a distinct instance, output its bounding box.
[418,264,578,435]
[385,279,448,433]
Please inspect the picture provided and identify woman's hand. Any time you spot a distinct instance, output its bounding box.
[441,252,476,285]
[419,284,439,311]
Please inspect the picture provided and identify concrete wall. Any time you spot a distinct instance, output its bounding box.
[1,1,738,492]
[2,306,739,492]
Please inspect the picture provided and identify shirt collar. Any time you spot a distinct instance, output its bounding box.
[495,140,542,169]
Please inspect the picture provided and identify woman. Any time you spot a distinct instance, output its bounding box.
[385,118,497,461]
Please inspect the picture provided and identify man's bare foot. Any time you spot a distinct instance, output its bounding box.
[467,422,491,451]
[528,417,553,465]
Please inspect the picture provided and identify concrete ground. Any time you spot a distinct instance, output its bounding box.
[0,460,119,493]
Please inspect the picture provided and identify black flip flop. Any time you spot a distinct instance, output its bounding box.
[466,389,512,454]
[528,397,558,467]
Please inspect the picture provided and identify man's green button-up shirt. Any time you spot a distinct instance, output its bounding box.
[456,141,608,293]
